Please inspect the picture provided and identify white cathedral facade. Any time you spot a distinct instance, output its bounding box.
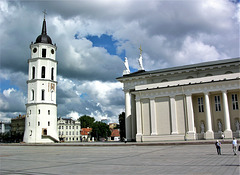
[23,17,59,143]
[117,57,240,142]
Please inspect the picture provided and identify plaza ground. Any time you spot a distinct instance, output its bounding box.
[0,142,239,175]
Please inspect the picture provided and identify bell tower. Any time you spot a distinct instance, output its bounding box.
[23,14,59,143]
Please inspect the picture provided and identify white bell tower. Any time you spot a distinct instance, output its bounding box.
[23,14,59,143]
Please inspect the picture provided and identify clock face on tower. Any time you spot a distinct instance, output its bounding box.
[33,48,37,53]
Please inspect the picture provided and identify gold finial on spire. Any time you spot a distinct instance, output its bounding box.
[43,9,47,19]
[139,45,142,55]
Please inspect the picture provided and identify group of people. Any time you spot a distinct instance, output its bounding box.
[215,137,239,155]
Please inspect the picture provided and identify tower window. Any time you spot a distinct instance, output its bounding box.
[38,109,40,114]
[48,110,50,115]
[42,49,46,57]
[32,67,35,79]
[38,122,40,126]
[51,68,54,80]
[31,90,34,101]
[41,90,45,101]
[48,121,50,126]
[41,66,45,78]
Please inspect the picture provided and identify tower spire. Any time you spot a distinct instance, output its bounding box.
[42,10,47,35]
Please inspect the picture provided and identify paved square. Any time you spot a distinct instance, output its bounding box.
[0,144,239,175]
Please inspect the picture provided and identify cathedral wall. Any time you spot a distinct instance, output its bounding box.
[141,99,151,135]
[175,95,185,134]
[156,96,170,135]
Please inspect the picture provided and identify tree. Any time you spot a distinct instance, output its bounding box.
[119,112,125,141]
[79,115,95,128]
[91,121,111,141]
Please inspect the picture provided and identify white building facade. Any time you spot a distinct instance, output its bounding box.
[57,118,81,142]
[117,58,240,142]
[23,17,59,143]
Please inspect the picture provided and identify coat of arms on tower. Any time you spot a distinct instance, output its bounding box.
[48,83,55,92]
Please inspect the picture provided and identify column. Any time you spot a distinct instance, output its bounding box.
[170,96,178,134]
[222,90,232,138]
[131,94,136,140]
[150,98,157,135]
[185,94,196,140]
[204,92,214,139]
[125,91,132,141]
[136,97,143,142]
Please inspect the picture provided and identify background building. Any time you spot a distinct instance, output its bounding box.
[117,57,240,142]
[80,128,92,142]
[11,115,25,142]
[0,122,11,134]
[58,117,81,142]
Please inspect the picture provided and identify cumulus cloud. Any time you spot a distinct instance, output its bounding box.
[0,0,239,122]
[0,88,26,113]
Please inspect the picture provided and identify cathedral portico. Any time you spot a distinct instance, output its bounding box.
[117,57,240,142]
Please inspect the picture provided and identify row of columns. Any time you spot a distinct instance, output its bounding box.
[125,90,233,141]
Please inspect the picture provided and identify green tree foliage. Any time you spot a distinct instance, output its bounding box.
[91,121,111,141]
[79,115,95,128]
[119,112,125,141]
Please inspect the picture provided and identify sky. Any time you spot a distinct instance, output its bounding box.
[0,0,239,123]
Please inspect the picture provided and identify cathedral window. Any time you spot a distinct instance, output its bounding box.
[215,95,221,111]
[232,94,239,110]
[32,67,35,79]
[198,97,204,112]
[41,90,45,100]
[42,49,46,57]
[51,68,54,81]
[41,66,45,78]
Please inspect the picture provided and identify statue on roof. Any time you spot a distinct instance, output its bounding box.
[123,57,130,75]
[138,45,144,70]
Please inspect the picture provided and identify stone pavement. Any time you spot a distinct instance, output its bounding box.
[0,143,239,175]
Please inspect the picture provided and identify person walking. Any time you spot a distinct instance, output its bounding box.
[215,140,221,155]
[232,137,238,155]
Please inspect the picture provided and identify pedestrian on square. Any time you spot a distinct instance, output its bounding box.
[232,137,238,155]
[215,140,221,155]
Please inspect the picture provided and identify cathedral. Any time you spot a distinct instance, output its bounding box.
[117,56,240,142]
[23,16,59,143]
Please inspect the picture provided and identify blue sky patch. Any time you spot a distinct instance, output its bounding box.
[86,34,117,55]
[0,79,19,92]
